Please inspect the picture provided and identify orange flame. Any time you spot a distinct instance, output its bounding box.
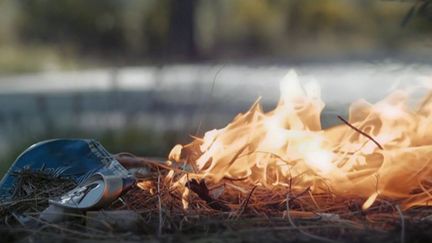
[167,70,432,210]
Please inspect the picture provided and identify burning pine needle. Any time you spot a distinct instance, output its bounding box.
[160,70,432,212]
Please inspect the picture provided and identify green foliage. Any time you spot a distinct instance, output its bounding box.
[142,0,171,55]
[0,0,431,71]
[16,0,126,54]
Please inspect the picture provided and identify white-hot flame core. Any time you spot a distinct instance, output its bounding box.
[166,70,432,210]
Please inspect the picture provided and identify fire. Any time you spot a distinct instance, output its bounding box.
[166,70,432,210]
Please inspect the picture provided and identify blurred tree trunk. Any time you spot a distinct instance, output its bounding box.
[168,0,198,60]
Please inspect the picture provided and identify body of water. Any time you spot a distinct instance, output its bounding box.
[0,61,430,158]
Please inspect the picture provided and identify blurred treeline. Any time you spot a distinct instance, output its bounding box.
[0,0,430,73]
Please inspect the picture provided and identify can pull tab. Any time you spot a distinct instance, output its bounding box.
[49,172,133,210]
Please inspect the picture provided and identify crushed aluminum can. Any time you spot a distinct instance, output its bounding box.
[40,171,135,223]
[49,171,135,210]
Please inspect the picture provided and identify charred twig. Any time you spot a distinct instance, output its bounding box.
[337,115,383,150]
[222,176,249,181]
[115,155,187,173]
[236,185,257,218]
[186,179,230,211]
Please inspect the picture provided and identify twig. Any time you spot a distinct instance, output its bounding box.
[195,64,225,135]
[186,179,230,211]
[236,185,257,218]
[115,155,194,175]
[308,190,321,210]
[289,186,311,203]
[157,173,163,237]
[337,115,383,150]
[285,194,340,243]
[0,197,48,207]
[395,205,405,243]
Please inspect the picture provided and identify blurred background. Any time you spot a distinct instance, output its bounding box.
[0,0,432,173]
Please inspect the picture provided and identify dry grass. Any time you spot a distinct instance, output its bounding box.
[0,162,432,242]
